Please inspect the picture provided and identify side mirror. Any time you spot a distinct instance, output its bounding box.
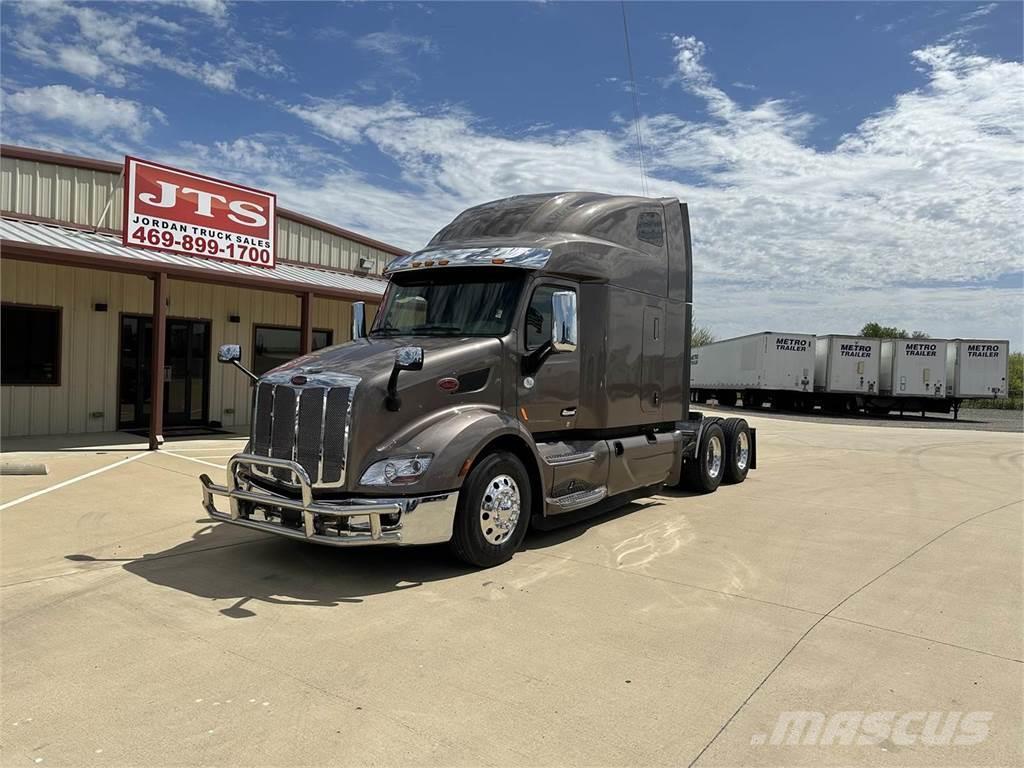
[217,344,241,363]
[395,345,424,371]
[352,301,367,340]
[386,346,424,411]
[551,291,578,353]
[217,344,258,383]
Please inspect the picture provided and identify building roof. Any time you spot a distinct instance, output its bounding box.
[0,217,388,301]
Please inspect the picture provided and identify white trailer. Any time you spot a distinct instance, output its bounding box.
[691,331,815,408]
[879,339,949,399]
[814,335,880,395]
[946,339,1010,399]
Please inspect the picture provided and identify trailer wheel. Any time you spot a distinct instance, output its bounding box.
[721,418,751,484]
[683,421,725,493]
[450,451,532,568]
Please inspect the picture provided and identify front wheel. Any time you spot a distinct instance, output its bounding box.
[450,451,532,568]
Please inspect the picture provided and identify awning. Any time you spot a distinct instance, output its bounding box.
[0,217,388,302]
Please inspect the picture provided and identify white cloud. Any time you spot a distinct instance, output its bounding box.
[275,37,1023,343]
[6,0,283,93]
[3,85,163,141]
[356,30,436,57]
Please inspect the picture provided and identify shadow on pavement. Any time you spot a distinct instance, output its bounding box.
[66,500,664,618]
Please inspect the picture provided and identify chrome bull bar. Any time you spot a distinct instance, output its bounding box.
[200,453,457,547]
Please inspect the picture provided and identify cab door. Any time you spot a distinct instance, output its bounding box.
[518,281,579,434]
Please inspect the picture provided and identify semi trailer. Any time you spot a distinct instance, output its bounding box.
[690,331,815,410]
[946,339,1010,400]
[871,338,951,415]
[200,192,756,567]
[812,335,880,411]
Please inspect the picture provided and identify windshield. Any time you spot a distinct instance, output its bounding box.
[371,268,525,337]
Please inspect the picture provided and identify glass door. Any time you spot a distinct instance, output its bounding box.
[119,316,210,429]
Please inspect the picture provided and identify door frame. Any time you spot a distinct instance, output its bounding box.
[117,312,212,429]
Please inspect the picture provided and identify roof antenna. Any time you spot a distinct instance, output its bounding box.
[621,1,649,197]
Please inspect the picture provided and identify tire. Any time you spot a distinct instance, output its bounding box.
[721,417,751,484]
[450,451,532,568]
[682,421,725,494]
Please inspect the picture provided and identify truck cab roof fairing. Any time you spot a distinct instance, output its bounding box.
[385,246,551,274]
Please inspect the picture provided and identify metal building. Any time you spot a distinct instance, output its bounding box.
[0,145,404,445]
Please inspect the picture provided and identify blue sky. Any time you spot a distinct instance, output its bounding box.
[2,1,1022,346]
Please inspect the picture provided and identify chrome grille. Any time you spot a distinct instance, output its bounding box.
[250,374,358,488]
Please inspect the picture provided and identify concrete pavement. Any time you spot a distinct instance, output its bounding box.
[1,414,1021,766]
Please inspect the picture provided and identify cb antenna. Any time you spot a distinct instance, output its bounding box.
[621,1,649,197]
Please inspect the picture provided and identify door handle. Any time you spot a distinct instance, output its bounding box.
[560,407,577,418]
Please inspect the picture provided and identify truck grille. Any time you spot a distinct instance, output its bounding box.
[250,378,357,488]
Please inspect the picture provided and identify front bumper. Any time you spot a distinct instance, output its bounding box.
[200,453,457,547]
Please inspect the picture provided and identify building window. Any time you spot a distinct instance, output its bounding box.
[253,325,332,376]
[2,304,61,386]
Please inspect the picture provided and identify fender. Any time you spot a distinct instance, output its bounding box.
[356,405,544,495]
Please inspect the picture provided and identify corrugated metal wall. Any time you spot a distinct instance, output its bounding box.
[0,156,400,275]
[0,259,378,438]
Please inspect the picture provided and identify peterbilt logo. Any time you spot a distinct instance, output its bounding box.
[840,343,872,358]
[776,338,808,352]
[967,344,1000,358]
[906,343,937,357]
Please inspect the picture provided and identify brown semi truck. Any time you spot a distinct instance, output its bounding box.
[200,192,756,566]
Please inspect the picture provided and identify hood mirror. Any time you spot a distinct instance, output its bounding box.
[352,301,367,340]
[395,346,424,371]
[218,344,241,363]
[216,344,258,384]
[387,346,424,411]
[551,291,578,353]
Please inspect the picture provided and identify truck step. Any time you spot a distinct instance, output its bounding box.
[543,450,596,467]
[546,485,607,512]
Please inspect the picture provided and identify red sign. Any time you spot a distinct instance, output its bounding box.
[123,156,276,268]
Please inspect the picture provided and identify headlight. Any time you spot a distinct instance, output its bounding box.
[359,455,433,486]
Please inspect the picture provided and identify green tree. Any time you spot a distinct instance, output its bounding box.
[1009,351,1023,396]
[691,315,715,347]
[860,322,907,338]
[911,330,930,339]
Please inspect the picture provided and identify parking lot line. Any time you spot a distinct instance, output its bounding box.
[159,452,227,470]
[0,452,147,511]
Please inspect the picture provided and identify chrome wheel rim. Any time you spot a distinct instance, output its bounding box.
[736,431,749,471]
[480,474,521,545]
[706,435,723,479]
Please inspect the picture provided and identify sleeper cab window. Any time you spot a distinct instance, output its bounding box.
[1,304,61,386]
[524,285,576,350]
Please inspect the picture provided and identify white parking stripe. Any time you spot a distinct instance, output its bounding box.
[0,452,148,511]
[159,452,227,470]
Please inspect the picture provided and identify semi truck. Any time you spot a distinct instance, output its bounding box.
[690,331,815,410]
[200,193,756,567]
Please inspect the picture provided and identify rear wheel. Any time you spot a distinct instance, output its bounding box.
[683,421,725,493]
[450,451,531,568]
[721,418,751,484]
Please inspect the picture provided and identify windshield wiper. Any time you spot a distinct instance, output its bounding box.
[410,324,462,336]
